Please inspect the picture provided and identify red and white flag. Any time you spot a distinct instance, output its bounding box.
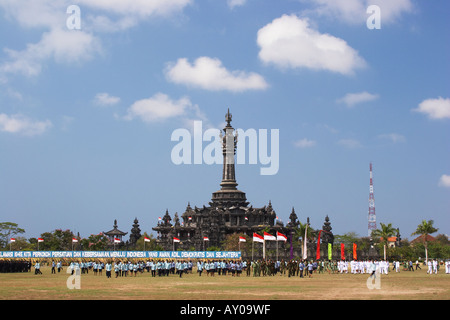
[10,238,16,242]
[276,232,287,242]
[72,238,78,243]
[114,238,121,243]
[203,237,209,241]
[253,233,264,243]
[173,237,180,243]
[144,237,151,242]
[37,238,44,242]
[264,232,276,241]
[158,217,162,221]
[239,236,246,242]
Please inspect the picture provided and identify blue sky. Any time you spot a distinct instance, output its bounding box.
[0,0,449,242]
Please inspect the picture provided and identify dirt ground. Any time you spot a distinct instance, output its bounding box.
[0,266,448,300]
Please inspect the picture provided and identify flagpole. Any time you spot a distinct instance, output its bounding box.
[252,239,254,261]
[263,239,266,260]
[276,239,278,261]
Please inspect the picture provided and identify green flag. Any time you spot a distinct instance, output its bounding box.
[328,243,332,260]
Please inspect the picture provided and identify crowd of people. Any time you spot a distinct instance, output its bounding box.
[1,258,449,276]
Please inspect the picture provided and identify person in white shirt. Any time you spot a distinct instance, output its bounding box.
[432,259,438,274]
[427,260,432,274]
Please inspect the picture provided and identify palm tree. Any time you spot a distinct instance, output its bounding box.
[371,223,397,259]
[411,220,438,263]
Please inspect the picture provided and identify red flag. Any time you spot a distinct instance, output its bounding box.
[38,238,44,242]
[253,233,264,243]
[276,232,287,242]
[353,243,357,260]
[144,237,151,242]
[263,232,276,241]
[239,236,246,242]
[173,237,180,243]
[203,237,209,241]
[340,243,345,260]
[114,238,121,243]
[316,230,322,260]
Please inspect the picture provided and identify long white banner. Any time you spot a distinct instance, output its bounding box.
[0,251,241,259]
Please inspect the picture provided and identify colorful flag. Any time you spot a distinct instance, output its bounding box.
[158,217,162,221]
[72,238,78,243]
[253,233,264,243]
[203,237,209,241]
[37,238,44,242]
[328,243,332,260]
[263,232,276,241]
[239,236,246,242]
[114,238,121,243]
[353,243,357,260]
[340,243,345,260]
[302,224,308,260]
[144,237,151,242]
[173,237,180,243]
[316,230,322,260]
[10,238,16,242]
[276,232,287,242]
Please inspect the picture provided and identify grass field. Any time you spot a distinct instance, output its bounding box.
[0,266,448,300]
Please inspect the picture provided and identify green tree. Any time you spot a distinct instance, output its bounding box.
[0,222,25,249]
[371,223,397,259]
[134,233,158,251]
[411,220,438,263]
[80,233,109,251]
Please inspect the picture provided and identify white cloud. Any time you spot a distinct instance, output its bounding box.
[304,0,414,25]
[337,91,379,108]
[77,0,192,18]
[378,133,406,143]
[257,14,366,75]
[438,174,450,188]
[1,27,101,77]
[227,0,247,9]
[294,138,317,148]
[94,93,121,106]
[413,97,450,120]
[337,138,361,148]
[124,93,193,123]
[0,0,192,78]
[0,113,52,136]
[165,57,268,92]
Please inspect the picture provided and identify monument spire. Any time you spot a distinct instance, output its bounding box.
[211,109,247,207]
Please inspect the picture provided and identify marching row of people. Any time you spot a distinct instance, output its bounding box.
[22,258,450,276]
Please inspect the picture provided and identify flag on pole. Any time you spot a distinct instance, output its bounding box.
[173,237,180,243]
[264,232,276,241]
[144,237,151,242]
[10,238,16,242]
[340,243,345,260]
[203,237,209,241]
[239,236,246,242]
[328,243,332,260]
[114,238,121,243]
[276,232,287,242]
[38,238,44,242]
[72,238,78,243]
[253,233,264,243]
[353,243,357,260]
[158,217,162,221]
[302,224,308,260]
[316,230,322,260]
